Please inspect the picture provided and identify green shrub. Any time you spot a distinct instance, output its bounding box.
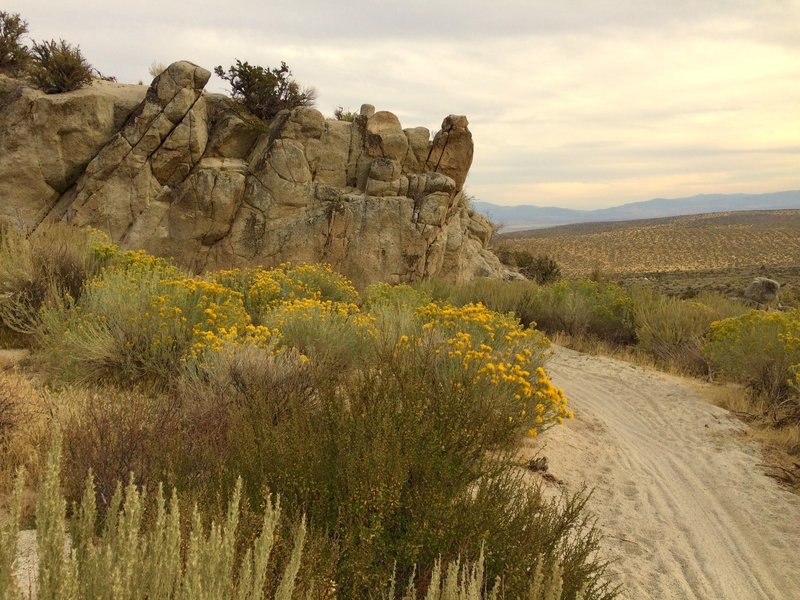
[333,106,357,122]
[0,222,110,342]
[0,11,30,76]
[445,279,541,328]
[364,282,432,311]
[533,280,634,343]
[26,249,613,598]
[0,442,593,599]
[631,287,748,374]
[213,263,359,323]
[508,250,562,285]
[35,258,274,386]
[214,60,316,121]
[188,339,603,598]
[28,38,93,93]
[705,309,800,410]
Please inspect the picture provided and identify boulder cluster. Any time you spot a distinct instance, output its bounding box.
[0,61,505,285]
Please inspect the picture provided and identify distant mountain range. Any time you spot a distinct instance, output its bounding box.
[474,190,800,232]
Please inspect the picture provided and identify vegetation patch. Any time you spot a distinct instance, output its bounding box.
[0,222,619,599]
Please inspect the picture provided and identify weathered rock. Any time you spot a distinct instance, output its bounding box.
[403,126,431,173]
[0,61,504,287]
[0,77,145,227]
[365,111,408,161]
[67,61,210,240]
[426,114,473,192]
[204,97,263,159]
[744,277,780,306]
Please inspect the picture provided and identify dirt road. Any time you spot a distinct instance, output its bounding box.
[525,346,800,600]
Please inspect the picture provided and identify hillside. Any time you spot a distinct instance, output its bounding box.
[477,190,800,231]
[499,210,800,299]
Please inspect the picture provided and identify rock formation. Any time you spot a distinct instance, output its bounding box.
[0,61,505,286]
[743,277,780,307]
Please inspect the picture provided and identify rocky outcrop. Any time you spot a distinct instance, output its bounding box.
[743,277,780,307]
[0,62,505,286]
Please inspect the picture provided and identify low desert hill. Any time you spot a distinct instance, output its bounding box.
[499,209,800,300]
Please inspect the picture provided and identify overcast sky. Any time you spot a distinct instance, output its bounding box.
[8,0,800,208]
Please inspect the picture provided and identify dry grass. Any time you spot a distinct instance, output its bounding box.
[0,369,48,520]
[695,383,800,492]
[549,332,693,377]
[499,210,800,303]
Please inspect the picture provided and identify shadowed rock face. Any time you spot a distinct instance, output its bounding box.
[0,61,504,286]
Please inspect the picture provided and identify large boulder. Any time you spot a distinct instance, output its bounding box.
[0,62,505,287]
[743,277,780,306]
[425,114,474,192]
[0,76,145,227]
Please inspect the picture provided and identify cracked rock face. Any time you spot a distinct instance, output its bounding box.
[0,61,505,286]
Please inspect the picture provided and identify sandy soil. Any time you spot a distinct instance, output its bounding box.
[523,345,800,599]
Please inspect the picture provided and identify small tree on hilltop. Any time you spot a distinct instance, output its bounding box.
[214,60,317,121]
[0,11,30,75]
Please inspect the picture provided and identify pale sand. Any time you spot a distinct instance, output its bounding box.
[523,345,800,600]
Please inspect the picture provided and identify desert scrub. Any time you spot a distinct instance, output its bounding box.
[0,222,110,341]
[414,302,569,436]
[0,441,596,599]
[28,38,94,93]
[203,336,606,598]
[705,309,800,410]
[423,278,541,329]
[23,248,609,598]
[258,297,374,375]
[0,11,30,75]
[213,262,359,322]
[214,59,316,121]
[531,280,635,344]
[1,439,313,600]
[364,282,432,310]
[36,260,272,385]
[631,287,748,375]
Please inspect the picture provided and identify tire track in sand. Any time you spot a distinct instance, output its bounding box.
[524,345,800,599]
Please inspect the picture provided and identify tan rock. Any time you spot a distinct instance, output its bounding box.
[365,111,409,161]
[426,114,473,191]
[0,78,145,226]
[204,98,263,159]
[169,159,247,245]
[402,127,431,173]
[307,119,351,188]
[0,65,504,287]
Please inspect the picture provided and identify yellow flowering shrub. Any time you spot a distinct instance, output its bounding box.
[364,282,432,310]
[39,266,272,383]
[212,263,358,323]
[705,309,800,404]
[260,297,375,371]
[411,302,569,436]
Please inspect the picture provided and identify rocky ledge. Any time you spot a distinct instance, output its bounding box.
[0,61,506,286]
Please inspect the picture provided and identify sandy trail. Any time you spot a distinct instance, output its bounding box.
[523,345,800,600]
